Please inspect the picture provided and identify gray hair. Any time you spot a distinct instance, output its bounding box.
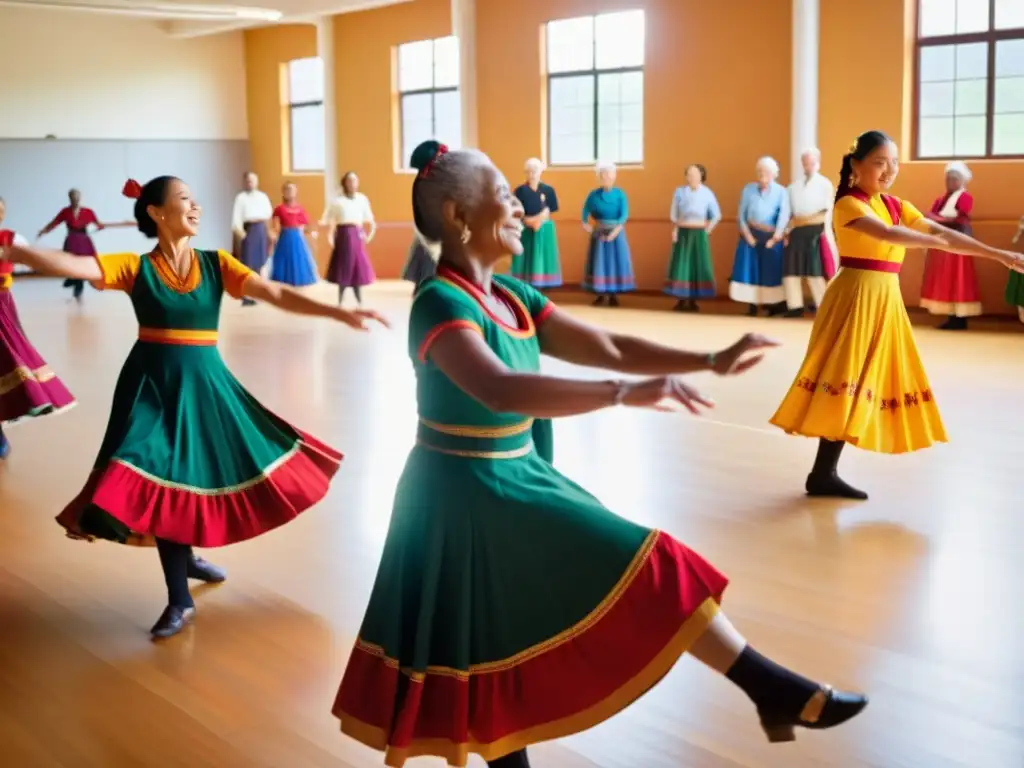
[801,147,821,161]
[525,157,545,173]
[412,148,492,245]
[595,160,616,176]
[756,156,780,178]
[945,160,972,183]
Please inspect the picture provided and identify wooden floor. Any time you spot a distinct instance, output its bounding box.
[1,279,1022,768]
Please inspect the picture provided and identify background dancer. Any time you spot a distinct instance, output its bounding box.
[512,157,561,289]
[782,148,833,318]
[231,171,273,306]
[322,171,377,306]
[730,157,790,316]
[269,182,319,287]
[2,176,387,639]
[582,161,634,306]
[333,140,868,768]
[665,163,721,312]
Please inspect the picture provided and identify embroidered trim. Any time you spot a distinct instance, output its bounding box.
[795,377,934,410]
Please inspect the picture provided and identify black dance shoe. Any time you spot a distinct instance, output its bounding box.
[187,557,227,583]
[805,472,869,501]
[784,308,804,318]
[150,605,196,639]
[759,685,868,743]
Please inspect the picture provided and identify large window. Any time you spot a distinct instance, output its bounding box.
[287,57,325,173]
[915,0,1024,158]
[398,36,461,168]
[545,9,645,166]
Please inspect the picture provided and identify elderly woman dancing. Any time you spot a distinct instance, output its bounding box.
[730,156,791,316]
[582,161,634,306]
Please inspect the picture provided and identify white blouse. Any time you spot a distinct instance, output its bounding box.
[322,193,374,227]
[787,173,834,219]
[231,190,273,234]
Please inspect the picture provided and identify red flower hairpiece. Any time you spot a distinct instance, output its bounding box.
[122,179,142,199]
[420,144,449,178]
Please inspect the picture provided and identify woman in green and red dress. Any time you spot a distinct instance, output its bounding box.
[1,176,388,639]
[332,141,868,768]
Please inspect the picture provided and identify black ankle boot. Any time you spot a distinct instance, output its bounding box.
[151,605,196,639]
[784,308,804,318]
[806,439,868,500]
[758,685,869,743]
[188,557,227,583]
[488,749,531,768]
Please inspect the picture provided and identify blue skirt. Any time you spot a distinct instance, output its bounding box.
[270,228,319,287]
[582,229,635,294]
[728,230,784,305]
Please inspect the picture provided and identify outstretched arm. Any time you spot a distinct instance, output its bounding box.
[240,273,388,330]
[918,217,1016,263]
[844,216,948,249]
[3,244,102,281]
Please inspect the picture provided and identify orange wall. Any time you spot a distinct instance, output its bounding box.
[820,0,1023,313]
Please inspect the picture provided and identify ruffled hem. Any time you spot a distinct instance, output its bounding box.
[332,531,727,767]
[56,430,342,547]
[0,370,77,424]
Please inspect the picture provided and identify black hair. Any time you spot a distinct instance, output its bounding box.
[409,140,444,243]
[341,171,357,197]
[686,163,708,183]
[836,130,891,203]
[133,176,179,239]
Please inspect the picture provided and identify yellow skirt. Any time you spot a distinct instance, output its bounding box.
[770,267,948,454]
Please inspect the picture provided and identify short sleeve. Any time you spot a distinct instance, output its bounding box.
[409,283,485,363]
[545,184,560,213]
[832,196,874,229]
[217,249,256,299]
[900,199,929,232]
[91,252,141,293]
[272,204,284,222]
[84,209,99,226]
[500,276,555,326]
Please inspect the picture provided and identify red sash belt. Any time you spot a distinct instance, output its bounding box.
[839,257,901,274]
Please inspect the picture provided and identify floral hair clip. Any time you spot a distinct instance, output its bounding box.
[847,138,859,154]
[420,144,449,178]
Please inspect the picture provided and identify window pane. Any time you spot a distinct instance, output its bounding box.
[919,116,955,156]
[956,43,988,78]
[549,74,595,164]
[920,45,955,81]
[595,10,645,69]
[996,38,1024,76]
[920,0,957,36]
[996,75,1024,111]
[597,71,644,164]
[995,0,1024,29]
[288,57,323,104]
[401,92,434,168]
[920,81,955,116]
[434,36,460,89]
[954,115,987,154]
[547,16,594,74]
[955,79,987,114]
[956,0,991,32]
[398,40,434,92]
[433,90,462,150]
[290,103,325,172]
[993,112,1024,152]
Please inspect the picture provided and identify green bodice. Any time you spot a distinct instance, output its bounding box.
[131,249,223,331]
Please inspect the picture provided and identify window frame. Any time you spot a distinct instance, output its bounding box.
[286,57,325,174]
[397,37,460,170]
[913,0,1024,160]
[545,13,645,167]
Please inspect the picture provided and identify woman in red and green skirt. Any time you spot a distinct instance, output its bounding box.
[1,176,388,639]
[332,141,868,768]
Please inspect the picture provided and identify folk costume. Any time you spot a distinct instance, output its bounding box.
[323,192,376,304]
[40,204,101,301]
[665,183,721,310]
[582,186,634,302]
[270,203,319,287]
[512,181,562,288]
[783,171,834,316]
[730,181,790,314]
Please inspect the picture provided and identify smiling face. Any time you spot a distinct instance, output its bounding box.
[148,179,201,238]
[852,140,899,195]
[447,161,524,263]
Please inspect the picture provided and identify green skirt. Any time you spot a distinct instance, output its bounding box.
[1007,271,1024,306]
[664,227,715,298]
[333,424,727,767]
[511,220,561,288]
[57,342,342,547]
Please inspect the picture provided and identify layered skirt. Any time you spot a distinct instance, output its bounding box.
[770,262,948,454]
[664,227,715,298]
[582,229,634,294]
[402,239,437,285]
[511,220,562,288]
[0,290,76,424]
[270,227,319,287]
[56,342,342,546]
[237,221,270,273]
[333,424,727,767]
[728,230,784,305]
[327,225,376,288]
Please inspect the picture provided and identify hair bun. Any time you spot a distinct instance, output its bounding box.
[410,140,442,172]
[122,179,143,199]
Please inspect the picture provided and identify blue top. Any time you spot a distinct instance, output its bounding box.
[582,187,628,227]
[738,181,790,235]
[670,185,722,224]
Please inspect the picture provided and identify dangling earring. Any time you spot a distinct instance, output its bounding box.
[460,226,471,245]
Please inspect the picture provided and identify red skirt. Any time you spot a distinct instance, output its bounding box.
[920,249,982,317]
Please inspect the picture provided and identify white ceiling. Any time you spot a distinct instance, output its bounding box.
[0,0,411,37]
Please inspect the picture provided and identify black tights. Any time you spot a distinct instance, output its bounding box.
[811,438,844,476]
[488,750,530,768]
[338,286,362,305]
[64,278,84,300]
[156,538,195,609]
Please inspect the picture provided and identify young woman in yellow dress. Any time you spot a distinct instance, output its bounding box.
[771,130,1024,500]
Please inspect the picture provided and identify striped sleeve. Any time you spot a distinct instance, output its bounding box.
[409,284,485,363]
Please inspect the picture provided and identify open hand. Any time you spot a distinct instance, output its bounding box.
[336,308,391,331]
[712,333,781,376]
[620,376,715,415]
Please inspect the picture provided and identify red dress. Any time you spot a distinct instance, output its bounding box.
[919,191,981,317]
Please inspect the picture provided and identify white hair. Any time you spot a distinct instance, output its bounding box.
[801,147,821,161]
[755,156,780,178]
[525,157,545,173]
[945,160,972,183]
[595,160,616,176]
[411,148,492,246]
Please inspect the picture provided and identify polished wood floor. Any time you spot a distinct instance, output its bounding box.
[1,279,1022,768]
